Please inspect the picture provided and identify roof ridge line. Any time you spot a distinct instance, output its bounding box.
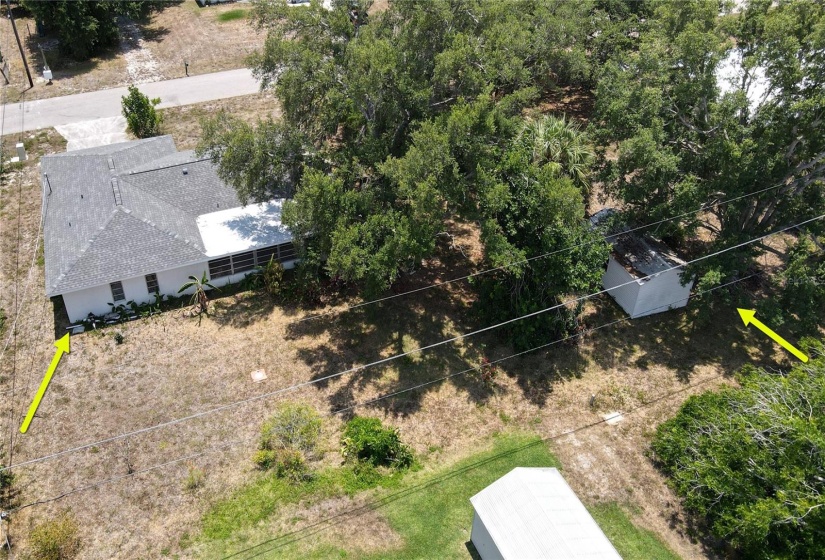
[46,136,171,158]
[123,155,212,176]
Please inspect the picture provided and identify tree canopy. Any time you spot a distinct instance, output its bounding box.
[651,340,825,560]
[593,0,825,322]
[198,0,613,346]
[22,1,173,60]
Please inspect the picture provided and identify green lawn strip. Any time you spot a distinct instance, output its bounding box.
[201,433,681,560]
[359,432,560,560]
[588,503,682,560]
[217,8,248,22]
[200,464,404,543]
[222,433,557,559]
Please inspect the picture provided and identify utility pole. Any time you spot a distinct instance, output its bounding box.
[5,0,33,89]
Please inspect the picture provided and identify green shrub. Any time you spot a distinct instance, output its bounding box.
[255,403,322,482]
[341,417,413,469]
[260,402,322,457]
[253,449,278,470]
[121,85,162,138]
[261,258,285,298]
[27,511,82,560]
[275,449,309,483]
[651,347,825,560]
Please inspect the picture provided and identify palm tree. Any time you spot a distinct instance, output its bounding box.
[178,272,217,316]
[518,115,595,193]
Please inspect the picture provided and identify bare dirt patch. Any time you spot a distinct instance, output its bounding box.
[160,92,282,151]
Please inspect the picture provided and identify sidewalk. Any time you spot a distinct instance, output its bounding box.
[1,68,260,134]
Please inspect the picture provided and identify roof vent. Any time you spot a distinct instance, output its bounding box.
[182,167,189,175]
[108,157,115,171]
[111,178,122,205]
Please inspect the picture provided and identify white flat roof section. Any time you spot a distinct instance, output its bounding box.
[470,467,623,560]
[197,200,292,257]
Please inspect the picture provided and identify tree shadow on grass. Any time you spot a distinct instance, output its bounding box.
[585,296,782,384]
[288,291,487,417]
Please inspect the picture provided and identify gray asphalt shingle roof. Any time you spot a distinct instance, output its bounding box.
[42,136,244,296]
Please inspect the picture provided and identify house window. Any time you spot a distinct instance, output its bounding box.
[110,281,125,302]
[277,242,296,263]
[208,256,232,279]
[145,273,159,294]
[232,251,256,273]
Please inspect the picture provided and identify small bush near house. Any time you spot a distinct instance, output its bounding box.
[121,85,163,139]
[341,416,413,469]
[260,258,285,298]
[27,511,82,560]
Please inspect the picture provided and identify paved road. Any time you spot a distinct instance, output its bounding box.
[1,68,261,134]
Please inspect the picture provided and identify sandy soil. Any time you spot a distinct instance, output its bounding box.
[0,2,264,103]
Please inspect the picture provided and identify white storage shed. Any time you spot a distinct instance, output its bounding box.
[602,233,694,319]
[469,467,622,560]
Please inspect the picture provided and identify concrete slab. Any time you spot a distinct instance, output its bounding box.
[602,412,624,425]
[55,116,130,151]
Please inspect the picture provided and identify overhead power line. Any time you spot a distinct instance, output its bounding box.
[7,273,754,514]
[2,213,822,475]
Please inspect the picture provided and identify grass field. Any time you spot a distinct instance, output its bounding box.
[590,503,682,560]
[193,433,680,559]
[217,8,250,22]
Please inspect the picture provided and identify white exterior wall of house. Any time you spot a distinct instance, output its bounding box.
[61,256,297,323]
[471,511,505,560]
[602,256,694,319]
[62,284,120,323]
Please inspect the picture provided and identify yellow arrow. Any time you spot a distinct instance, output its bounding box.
[737,309,808,363]
[19,334,71,434]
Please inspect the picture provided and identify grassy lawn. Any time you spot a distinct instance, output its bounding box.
[590,503,682,560]
[217,8,250,22]
[196,433,680,560]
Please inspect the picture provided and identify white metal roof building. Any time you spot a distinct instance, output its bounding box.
[469,467,623,560]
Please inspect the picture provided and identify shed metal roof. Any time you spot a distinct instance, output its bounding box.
[470,467,623,560]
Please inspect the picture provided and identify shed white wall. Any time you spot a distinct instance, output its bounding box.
[602,257,640,317]
[471,512,505,560]
[631,267,694,318]
[602,257,694,319]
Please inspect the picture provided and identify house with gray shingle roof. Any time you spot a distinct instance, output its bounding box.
[42,136,296,323]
